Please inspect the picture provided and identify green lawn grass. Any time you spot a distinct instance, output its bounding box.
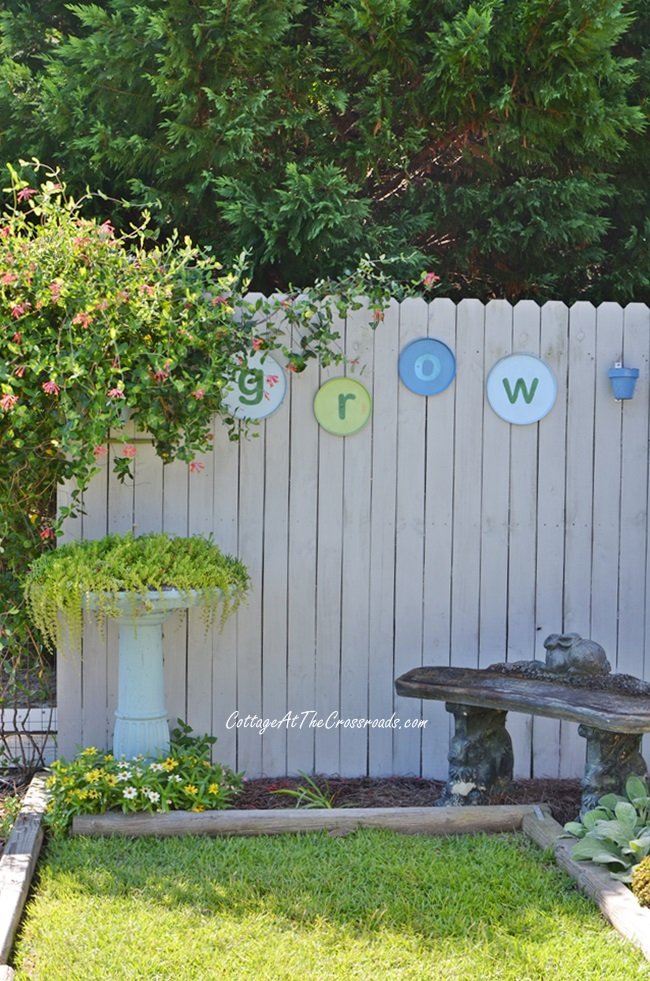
[13,830,650,980]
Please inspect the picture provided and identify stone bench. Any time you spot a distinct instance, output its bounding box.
[395,633,650,817]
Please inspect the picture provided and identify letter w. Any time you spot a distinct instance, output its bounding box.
[502,376,539,405]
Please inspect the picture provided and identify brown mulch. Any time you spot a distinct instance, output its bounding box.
[236,775,582,827]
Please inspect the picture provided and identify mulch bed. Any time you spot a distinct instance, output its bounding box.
[237,775,583,827]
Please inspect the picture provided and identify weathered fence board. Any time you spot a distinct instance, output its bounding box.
[56,298,650,782]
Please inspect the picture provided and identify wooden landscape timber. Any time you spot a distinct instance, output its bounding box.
[0,773,49,968]
[72,802,548,838]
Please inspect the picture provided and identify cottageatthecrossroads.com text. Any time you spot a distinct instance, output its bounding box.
[226,710,427,736]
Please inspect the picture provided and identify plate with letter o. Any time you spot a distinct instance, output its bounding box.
[399,338,456,395]
[313,377,372,436]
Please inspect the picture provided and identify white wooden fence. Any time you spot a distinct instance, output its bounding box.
[57,298,650,780]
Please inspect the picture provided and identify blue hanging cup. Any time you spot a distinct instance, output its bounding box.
[608,364,639,400]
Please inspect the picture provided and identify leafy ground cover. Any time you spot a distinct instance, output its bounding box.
[12,830,649,980]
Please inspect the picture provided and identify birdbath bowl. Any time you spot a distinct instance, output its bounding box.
[83,589,206,759]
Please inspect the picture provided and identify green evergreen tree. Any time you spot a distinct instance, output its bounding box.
[0,0,647,301]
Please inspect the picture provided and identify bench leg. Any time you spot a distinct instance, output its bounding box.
[577,724,648,817]
[438,702,514,806]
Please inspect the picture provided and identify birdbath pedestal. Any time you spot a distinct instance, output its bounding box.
[85,589,203,759]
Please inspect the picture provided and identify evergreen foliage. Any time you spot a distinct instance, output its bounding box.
[0,1,648,299]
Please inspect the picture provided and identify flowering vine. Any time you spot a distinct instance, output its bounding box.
[1,160,433,693]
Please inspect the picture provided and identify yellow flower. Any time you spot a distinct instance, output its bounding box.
[104,754,114,762]
[161,757,178,771]
[85,768,103,783]
[192,805,206,813]
[208,783,220,795]
[185,784,198,795]
[81,746,98,756]
[106,774,118,786]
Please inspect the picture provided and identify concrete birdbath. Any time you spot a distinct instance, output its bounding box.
[84,589,205,759]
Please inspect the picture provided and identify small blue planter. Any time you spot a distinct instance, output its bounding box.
[608,365,639,401]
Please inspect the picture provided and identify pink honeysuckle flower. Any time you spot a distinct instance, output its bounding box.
[11,332,21,344]
[72,311,93,328]
[0,227,10,239]
[42,380,61,395]
[0,393,18,411]
[151,366,170,383]
[17,187,37,202]
[0,271,17,285]
[98,220,115,238]
[49,281,62,302]
[266,374,279,388]
[10,302,30,319]
[189,461,205,474]
[252,337,264,351]
[422,271,440,287]
[14,365,26,378]
[108,387,125,399]
[140,284,155,296]
[192,387,205,400]
[212,295,227,306]
[93,445,108,458]
[121,444,137,459]
[372,309,385,323]
[39,526,55,541]
[286,363,299,373]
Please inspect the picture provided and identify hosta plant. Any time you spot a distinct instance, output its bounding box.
[46,719,243,837]
[563,774,650,882]
[23,531,250,653]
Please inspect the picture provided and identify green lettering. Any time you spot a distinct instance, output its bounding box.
[338,392,356,419]
[502,376,539,405]
[238,368,264,405]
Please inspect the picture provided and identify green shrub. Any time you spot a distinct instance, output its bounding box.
[45,720,243,837]
[563,774,650,882]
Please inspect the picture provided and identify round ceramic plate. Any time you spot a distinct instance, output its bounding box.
[399,338,456,396]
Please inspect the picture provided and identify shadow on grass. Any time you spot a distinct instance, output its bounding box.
[35,830,618,941]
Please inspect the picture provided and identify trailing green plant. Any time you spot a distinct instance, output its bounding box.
[270,771,336,809]
[23,532,250,654]
[631,854,650,907]
[45,719,243,837]
[563,774,650,882]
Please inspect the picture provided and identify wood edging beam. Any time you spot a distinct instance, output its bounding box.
[72,802,548,838]
[0,773,50,970]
